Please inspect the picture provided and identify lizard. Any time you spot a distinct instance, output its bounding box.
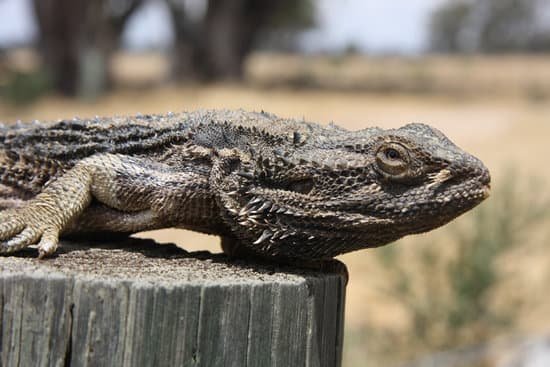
[0,109,490,260]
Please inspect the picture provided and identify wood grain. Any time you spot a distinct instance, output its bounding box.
[0,239,346,367]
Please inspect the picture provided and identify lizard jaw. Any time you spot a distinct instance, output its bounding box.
[223,167,490,259]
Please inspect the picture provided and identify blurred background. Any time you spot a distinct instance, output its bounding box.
[1,0,550,365]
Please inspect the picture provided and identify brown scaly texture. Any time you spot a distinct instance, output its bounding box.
[0,109,490,260]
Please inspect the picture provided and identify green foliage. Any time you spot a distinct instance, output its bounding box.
[0,69,52,105]
[268,0,315,30]
[430,1,471,52]
[445,173,546,339]
[430,0,545,53]
[354,171,550,365]
[525,83,549,103]
[478,0,537,52]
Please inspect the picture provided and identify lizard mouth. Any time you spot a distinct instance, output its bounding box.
[384,174,490,235]
[223,166,491,259]
[236,171,489,219]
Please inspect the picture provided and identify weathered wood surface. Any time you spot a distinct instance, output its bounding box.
[0,239,347,367]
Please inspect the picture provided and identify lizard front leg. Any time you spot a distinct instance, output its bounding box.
[0,159,93,257]
[0,153,212,257]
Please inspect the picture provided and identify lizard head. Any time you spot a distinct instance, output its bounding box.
[213,122,490,260]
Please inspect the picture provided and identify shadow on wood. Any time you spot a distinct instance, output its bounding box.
[0,239,347,367]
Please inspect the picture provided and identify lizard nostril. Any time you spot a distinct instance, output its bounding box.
[480,168,491,186]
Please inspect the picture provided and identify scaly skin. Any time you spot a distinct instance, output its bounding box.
[0,109,490,260]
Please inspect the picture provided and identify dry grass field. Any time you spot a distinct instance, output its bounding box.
[1,52,550,366]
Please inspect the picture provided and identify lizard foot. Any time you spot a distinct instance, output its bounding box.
[0,205,60,258]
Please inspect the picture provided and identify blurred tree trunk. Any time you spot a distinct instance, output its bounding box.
[168,1,203,80]
[199,0,275,80]
[33,0,85,96]
[169,0,303,81]
[32,0,143,98]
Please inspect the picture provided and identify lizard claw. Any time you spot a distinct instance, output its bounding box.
[37,230,60,259]
[0,206,62,257]
[4,226,41,251]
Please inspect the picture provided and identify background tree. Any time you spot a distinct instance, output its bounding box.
[429,0,549,53]
[429,1,471,53]
[32,0,315,95]
[32,0,143,97]
[167,0,314,81]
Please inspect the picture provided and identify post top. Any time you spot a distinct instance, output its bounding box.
[0,239,346,287]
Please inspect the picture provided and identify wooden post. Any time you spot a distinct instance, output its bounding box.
[0,239,346,367]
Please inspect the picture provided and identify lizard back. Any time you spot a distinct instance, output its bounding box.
[0,109,313,203]
[0,113,194,201]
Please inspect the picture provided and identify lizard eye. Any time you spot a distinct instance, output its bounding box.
[384,148,401,160]
[376,143,410,176]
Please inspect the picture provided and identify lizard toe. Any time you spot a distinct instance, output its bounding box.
[2,226,41,253]
[0,215,26,242]
[37,229,60,259]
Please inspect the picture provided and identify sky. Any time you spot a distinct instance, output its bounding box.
[300,0,448,54]
[0,0,449,54]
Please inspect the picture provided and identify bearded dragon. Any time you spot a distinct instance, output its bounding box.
[0,109,490,260]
